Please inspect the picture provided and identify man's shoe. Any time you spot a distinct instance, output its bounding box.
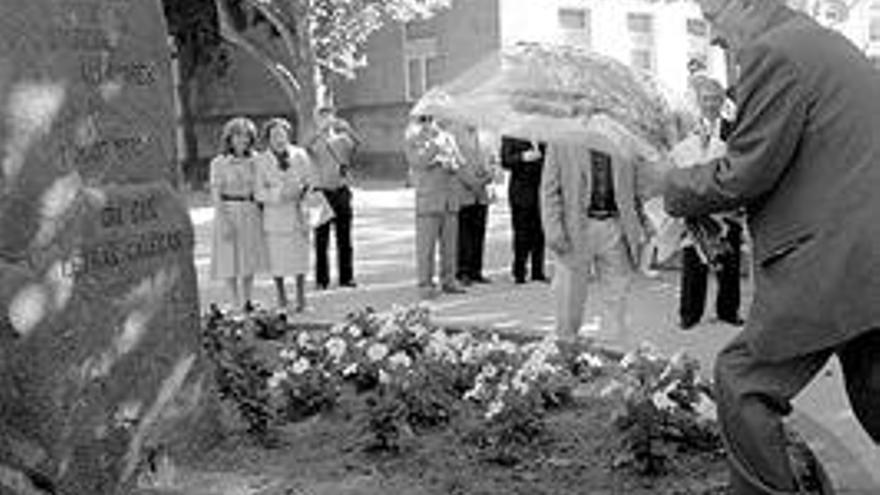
[316,282,329,291]
[532,275,551,284]
[514,277,527,285]
[472,275,492,284]
[719,316,745,326]
[441,284,466,294]
[340,280,358,288]
[457,275,474,287]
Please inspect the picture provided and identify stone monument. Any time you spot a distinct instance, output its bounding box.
[0,1,215,493]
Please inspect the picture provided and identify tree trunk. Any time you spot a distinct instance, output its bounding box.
[177,76,201,188]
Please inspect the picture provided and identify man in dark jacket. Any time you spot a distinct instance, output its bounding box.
[500,136,548,284]
[664,0,880,493]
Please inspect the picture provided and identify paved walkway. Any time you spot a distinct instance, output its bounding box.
[192,183,878,493]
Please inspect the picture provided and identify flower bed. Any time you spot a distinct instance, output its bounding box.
[198,304,729,494]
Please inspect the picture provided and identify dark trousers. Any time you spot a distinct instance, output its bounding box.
[510,201,545,281]
[315,186,354,287]
[715,329,880,494]
[679,221,742,325]
[457,203,488,280]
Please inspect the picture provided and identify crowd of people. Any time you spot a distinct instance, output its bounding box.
[210,1,880,492]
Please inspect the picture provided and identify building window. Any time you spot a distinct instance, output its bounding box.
[405,19,437,40]
[627,12,655,72]
[406,58,424,101]
[687,18,708,37]
[406,55,444,101]
[627,12,654,35]
[631,49,654,72]
[559,8,588,30]
[870,17,880,42]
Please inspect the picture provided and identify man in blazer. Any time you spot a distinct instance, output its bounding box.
[405,115,466,298]
[453,124,494,285]
[542,118,652,343]
[664,1,880,493]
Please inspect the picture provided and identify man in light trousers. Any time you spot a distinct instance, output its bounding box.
[542,119,654,343]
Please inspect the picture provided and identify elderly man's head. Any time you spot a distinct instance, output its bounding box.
[691,75,726,120]
[696,0,787,52]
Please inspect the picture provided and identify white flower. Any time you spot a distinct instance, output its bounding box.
[367,342,390,362]
[578,352,604,369]
[342,363,359,377]
[325,337,347,361]
[482,363,498,378]
[693,392,717,423]
[378,370,391,384]
[347,324,363,339]
[280,348,298,361]
[511,375,530,395]
[377,320,399,339]
[388,352,412,369]
[290,357,311,375]
[485,399,505,420]
[330,323,346,335]
[651,389,676,411]
[409,323,430,337]
[267,369,288,389]
[297,332,311,348]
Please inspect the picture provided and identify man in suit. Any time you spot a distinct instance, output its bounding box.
[453,124,493,285]
[664,0,880,492]
[405,115,466,298]
[306,106,360,290]
[674,75,744,330]
[500,137,548,284]
[542,118,652,343]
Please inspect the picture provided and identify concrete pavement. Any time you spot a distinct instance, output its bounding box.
[191,183,879,493]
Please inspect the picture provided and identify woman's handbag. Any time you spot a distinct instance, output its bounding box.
[305,191,335,228]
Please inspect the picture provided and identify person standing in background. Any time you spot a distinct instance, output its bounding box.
[254,118,313,312]
[405,115,466,299]
[453,123,493,285]
[673,75,744,330]
[210,117,268,309]
[542,121,653,344]
[306,106,360,290]
[500,136,548,284]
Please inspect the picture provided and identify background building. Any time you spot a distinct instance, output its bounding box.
[334,0,729,180]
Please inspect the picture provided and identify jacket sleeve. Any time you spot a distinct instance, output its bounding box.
[541,143,569,250]
[664,44,810,218]
[500,137,523,171]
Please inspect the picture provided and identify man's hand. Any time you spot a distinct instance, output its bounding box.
[547,233,572,256]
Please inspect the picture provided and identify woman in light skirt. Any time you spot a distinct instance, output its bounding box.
[210,117,268,309]
[254,118,313,311]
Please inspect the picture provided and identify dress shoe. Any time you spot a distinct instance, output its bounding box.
[315,282,329,291]
[719,316,745,327]
[472,275,492,284]
[441,284,466,294]
[339,280,358,288]
[457,275,474,287]
[514,277,527,285]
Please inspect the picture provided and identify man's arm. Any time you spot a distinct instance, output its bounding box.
[541,144,571,255]
[664,45,810,217]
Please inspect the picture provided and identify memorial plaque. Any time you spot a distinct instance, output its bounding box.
[0,1,214,494]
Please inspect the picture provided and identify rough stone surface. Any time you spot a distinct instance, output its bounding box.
[0,1,215,494]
